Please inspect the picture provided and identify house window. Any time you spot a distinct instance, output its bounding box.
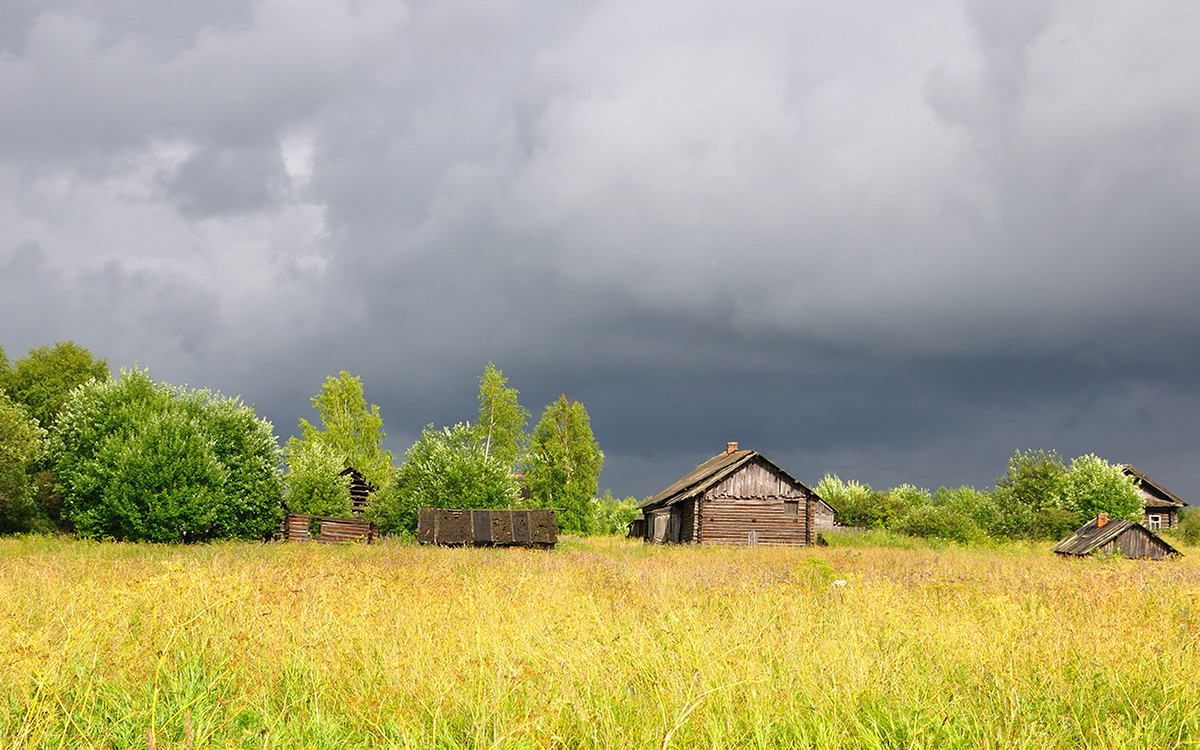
[1148,514,1162,530]
[784,500,799,516]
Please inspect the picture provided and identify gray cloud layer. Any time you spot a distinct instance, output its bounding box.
[4,0,1200,499]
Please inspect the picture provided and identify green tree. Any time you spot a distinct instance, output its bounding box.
[992,449,1067,539]
[817,475,881,528]
[0,392,46,534]
[525,395,604,535]
[49,368,284,542]
[933,485,1002,537]
[892,503,981,544]
[371,423,520,535]
[4,342,109,429]
[1060,454,1141,523]
[282,441,352,517]
[591,489,641,535]
[284,371,393,509]
[474,362,529,469]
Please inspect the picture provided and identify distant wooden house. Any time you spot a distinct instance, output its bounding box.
[635,442,833,546]
[1052,513,1180,560]
[339,466,378,515]
[1122,465,1187,531]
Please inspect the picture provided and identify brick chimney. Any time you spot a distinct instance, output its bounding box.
[726,441,739,455]
[1097,512,1108,528]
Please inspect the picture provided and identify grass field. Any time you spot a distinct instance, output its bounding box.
[2,534,1199,749]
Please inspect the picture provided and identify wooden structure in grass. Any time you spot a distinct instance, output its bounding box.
[635,442,834,546]
[1052,513,1180,560]
[280,514,377,544]
[339,466,378,516]
[418,507,558,548]
[1122,465,1188,531]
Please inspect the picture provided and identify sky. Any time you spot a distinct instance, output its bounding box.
[3,0,1200,502]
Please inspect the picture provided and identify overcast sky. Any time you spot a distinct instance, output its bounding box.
[3,0,1200,501]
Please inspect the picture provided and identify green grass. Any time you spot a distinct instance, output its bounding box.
[2,535,1199,748]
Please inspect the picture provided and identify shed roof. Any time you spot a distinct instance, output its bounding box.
[1051,516,1180,557]
[642,449,828,512]
[1122,465,1187,509]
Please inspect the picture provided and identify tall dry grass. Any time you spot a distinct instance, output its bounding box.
[2,534,1199,748]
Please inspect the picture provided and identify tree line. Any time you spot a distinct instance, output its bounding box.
[1,341,633,541]
[817,448,1192,544]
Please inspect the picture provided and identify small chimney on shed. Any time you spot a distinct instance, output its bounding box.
[1097,512,1108,528]
[726,441,739,455]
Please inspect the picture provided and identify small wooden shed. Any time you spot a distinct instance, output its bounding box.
[637,442,833,546]
[1122,465,1188,530]
[1052,513,1180,560]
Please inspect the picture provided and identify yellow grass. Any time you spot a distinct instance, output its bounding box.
[2,535,1199,748]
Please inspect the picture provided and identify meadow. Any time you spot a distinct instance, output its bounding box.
[2,535,1199,749]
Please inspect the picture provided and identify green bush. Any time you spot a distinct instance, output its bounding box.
[1029,507,1082,540]
[282,441,352,517]
[370,423,519,536]
[1174,509,1200,546]
[590,491,641,536]
[817,475,879,528]
[892,504,981,544]
[1059,454,1141,522]
[0,393,45,534]
[49,368,284,542]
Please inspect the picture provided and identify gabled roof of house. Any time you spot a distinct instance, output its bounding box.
[1122,465,1187,509]
[1051,516,1179,557]
[642,449,827,511]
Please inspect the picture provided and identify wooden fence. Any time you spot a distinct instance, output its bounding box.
[280,513,377,544]
[418,507,557,548]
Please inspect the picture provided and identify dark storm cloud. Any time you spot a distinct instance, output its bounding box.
[3,0,1200,501]
[167,143,288,218]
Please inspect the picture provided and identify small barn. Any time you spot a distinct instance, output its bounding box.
[1052,513,1180,560]
[1122,465,1188,531]
[636,442,833,546]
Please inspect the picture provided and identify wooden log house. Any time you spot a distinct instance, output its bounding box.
[1052,512,1180,560]
[1122,465,1188,531]
[636,442,834,546]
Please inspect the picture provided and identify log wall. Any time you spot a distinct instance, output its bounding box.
[281,514,377,544]
[1107,528,1177,559]
[698,495,810,546]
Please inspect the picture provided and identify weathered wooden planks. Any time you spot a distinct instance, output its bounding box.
[418,507,557,548]
[280,513,377,544]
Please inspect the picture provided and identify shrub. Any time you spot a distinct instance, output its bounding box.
[49,368,283,542]
[1059,454,1141,523]
[1173,509,1200,546]
[0,393,45,534]
[817,475,880,528]
[892,504,981,544]
[371,423,519,536]
[591,491,641,536]
[1029,507,1083,540]
[282,441,352,517]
